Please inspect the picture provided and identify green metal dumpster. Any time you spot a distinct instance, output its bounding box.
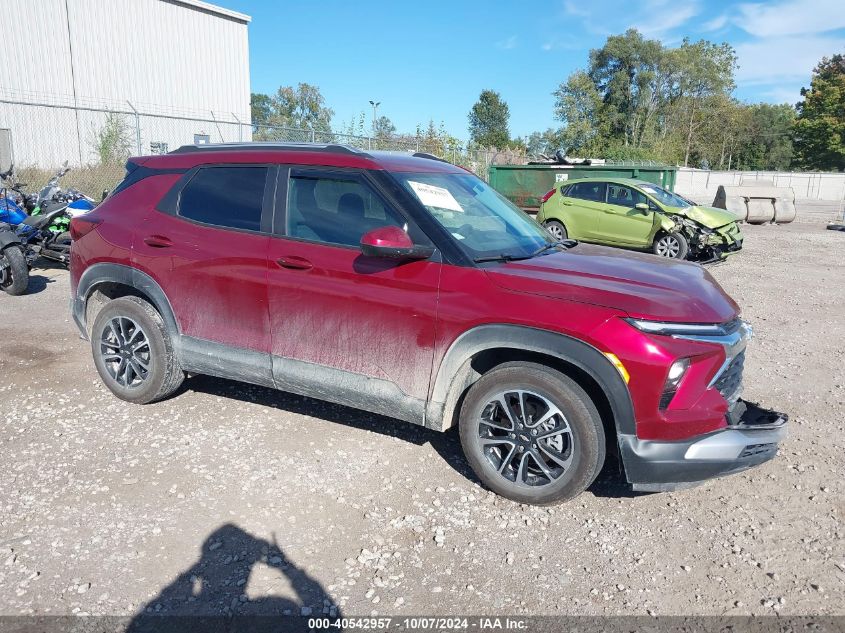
[488,162,678,212]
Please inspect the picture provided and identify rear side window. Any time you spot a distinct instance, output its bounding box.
[178,167,267,231]
[568,182,607,203]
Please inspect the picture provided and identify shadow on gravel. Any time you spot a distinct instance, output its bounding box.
[127,523,340,632]
[184,375,642,500]
[184,374,479,481]
[24,274,55,294]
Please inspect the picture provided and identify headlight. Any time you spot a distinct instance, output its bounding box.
[659,358,690,409]
[624,318,734,337]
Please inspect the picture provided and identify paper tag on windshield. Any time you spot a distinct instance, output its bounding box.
[408,181,464,212]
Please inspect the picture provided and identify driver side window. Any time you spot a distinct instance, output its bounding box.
[607,184,647,208]
[286,173,407,247]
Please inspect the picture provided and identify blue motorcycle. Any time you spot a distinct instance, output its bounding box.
[0,165,93,269]
[0,182,34,294]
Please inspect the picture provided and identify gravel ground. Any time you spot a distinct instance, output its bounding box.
[0,222,843,619]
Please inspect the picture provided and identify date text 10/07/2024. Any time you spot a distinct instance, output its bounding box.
[308,617,528,630]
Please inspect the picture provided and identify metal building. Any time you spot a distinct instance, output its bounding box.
[0,0,252,168]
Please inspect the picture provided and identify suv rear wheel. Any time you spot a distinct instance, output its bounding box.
[91,296,184,404]
[459,362,605,505]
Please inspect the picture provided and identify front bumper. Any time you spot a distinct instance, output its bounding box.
[619,400,787,492]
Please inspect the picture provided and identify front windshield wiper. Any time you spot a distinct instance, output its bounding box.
[473,239,578,264]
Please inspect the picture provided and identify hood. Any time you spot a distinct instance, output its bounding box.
[485,244,739,323]
[675,205,740,229]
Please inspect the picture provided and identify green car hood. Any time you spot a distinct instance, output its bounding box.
[674,205,740,229]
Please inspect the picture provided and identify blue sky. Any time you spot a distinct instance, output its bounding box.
[224,0,845,141]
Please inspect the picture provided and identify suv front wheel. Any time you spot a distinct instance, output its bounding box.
[459,362,605,505]
[91,296,184,404]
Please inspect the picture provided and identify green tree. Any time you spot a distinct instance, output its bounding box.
[553,71,608,154]
[670,39,737,166]
[794,53,845,171]
[93,112,133,165]
[735,103,795,170]
[250,83,334,135]
[250,93,273,126]
[373,115,397,141]
[468,89,511,148]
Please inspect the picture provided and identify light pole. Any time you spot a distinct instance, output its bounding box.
[368,100,380,148]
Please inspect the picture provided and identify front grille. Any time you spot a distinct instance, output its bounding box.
[714,350,745,406]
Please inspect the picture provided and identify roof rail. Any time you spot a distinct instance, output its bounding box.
[412,152,449,163]
[169,142,366,156]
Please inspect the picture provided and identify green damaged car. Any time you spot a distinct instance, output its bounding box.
[536,178,743,261]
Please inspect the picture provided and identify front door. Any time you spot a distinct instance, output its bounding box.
[601,184,656,246]
[265,167,441,421]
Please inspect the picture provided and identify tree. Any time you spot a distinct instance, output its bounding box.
[553,71,608,154]
[670,39,737,166]
[250,83,334,134]
[250,93,273,126]
[373,115,396,141]
[735,103,795,170]
[794,53,845,171]
[468,90,511,148]
[93,112,133,165]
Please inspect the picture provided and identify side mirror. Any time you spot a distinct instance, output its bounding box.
[360,226,434,260]
[635,202,650,213]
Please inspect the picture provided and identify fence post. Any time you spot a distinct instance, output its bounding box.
[126,101,141,155]
[232,113,243,142]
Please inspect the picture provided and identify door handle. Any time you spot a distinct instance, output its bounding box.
[562,200,573,206]
[276,256,312,271]
[143,235,172,248]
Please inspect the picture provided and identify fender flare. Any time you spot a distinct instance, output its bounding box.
[0,230,23,249]
[425,324,635,437]
[75,262,180,337]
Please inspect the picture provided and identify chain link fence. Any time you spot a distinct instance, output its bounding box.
[0,98,526,201]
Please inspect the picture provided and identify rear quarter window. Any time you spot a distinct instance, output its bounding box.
[178,166,267,232]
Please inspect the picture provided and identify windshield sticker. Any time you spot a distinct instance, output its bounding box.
[451,232,466,240]
[408,181,464,212]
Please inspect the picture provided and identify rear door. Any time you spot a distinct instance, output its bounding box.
[132,165,274,360]
[601,184,656,246]
[560,182,607,241]
[264,166,441,421]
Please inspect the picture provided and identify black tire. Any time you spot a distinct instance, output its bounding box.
[91,296,184,404]
[652,232,689,259]
[459,362,606,505]
[0,246,29,296]
[545,220,567,241]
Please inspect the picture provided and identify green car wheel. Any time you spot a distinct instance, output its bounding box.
[653,232,689,259]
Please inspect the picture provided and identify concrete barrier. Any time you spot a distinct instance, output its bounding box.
[713,181,796,224]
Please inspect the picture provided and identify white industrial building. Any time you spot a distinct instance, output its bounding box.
[0,0,252,167]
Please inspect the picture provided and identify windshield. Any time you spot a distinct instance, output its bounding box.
[639,184,690,209]
[395,171,554,260]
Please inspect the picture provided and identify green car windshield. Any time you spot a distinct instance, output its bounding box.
[639,184,690,209]
[396,172,554,261]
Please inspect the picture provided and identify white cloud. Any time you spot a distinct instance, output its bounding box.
[634,1,701,36]
[702,14,728,31]
[735,34,845,84]
[563,0,591,18]
[735,0,845,36]
[496,35,519,50]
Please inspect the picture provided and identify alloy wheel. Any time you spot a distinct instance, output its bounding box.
[655,235,681,258]
[100,316,151,387]
[546,224,564,241]
[477,390,574,488]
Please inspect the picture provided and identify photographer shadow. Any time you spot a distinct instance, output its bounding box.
[127,523,340,632]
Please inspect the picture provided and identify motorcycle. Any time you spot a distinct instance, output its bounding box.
[0,163,93,268]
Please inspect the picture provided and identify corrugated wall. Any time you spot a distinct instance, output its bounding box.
[0,0,250,166]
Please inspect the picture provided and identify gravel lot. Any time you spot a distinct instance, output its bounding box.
[0,222,843,619]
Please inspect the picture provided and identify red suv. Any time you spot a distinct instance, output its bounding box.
[69,144,787,505]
